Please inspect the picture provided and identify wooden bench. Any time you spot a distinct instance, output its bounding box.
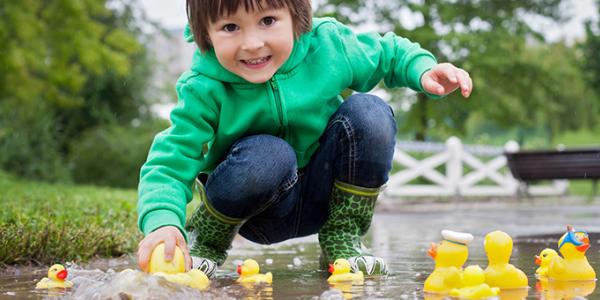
[505,148,600,196]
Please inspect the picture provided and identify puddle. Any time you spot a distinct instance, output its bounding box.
[1,202,600,299]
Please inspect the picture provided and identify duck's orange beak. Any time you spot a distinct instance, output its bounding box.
[328,263,334,273]
[427,243,438,259]
[237,264,242,275]
[56,270,68,280]
[576,238,590,252]
[535,255,542,266]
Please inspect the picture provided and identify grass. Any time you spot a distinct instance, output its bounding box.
[0,172,142,266]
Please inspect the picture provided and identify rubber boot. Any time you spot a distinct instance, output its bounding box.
[185,184,243,278]
[318,180,388,275]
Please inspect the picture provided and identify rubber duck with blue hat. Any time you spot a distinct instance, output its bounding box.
[547,225,596,281]
[424,229,474,294]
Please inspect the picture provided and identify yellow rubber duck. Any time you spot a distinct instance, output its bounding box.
[148,243,185,274]
[327,258,365,284]
[148,243,210,290]
[424,230,473,294]
[483,230,528,289]
[236,259,273,284]
[450,265,500,299]
[35,264,74,289]
[547,225,596,281]
[153,269,210,290]
[535,248,559,279]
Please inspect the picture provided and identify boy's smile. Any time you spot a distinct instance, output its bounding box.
[207,4,294,83]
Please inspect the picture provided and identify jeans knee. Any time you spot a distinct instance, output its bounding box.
[342,94,396,148]
[206,135,297,218]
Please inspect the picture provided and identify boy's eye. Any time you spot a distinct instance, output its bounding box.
[261,16,276,26]
[223,23,239,32]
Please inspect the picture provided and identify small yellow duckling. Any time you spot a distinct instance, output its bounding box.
[236,259,273,284]
[535,248,558,279]
[327,258,364,284]
[548,225,596,281]
[424,230,473,294]
[450,265,500,299]
[148,243,210,290]
[483,230,528,289]
[35,264,74,289]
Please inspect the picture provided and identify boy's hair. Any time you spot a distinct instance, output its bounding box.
[186,0,312,52]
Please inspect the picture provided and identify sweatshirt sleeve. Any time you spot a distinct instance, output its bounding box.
[137,76,218,239]
[330,20,438,94]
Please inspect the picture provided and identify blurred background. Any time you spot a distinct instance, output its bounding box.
[1,0,599,189]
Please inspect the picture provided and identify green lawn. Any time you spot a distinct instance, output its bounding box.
[0,172,142,265]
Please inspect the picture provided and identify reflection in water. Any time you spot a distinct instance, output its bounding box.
[237,282,273,300]
[537,279,596,299]
[2,202,600,299]
[498,288,529,300]
[423,292,450,300]
[328,281,364,299]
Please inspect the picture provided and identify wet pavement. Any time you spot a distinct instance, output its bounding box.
[1,200,600,299]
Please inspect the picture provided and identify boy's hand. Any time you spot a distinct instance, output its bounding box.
[137,225,192,272]
[421,63,472,98]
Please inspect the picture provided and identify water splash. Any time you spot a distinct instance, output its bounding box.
[68,269,218,299]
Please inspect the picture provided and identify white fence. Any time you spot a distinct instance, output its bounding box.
[384,137,568,198]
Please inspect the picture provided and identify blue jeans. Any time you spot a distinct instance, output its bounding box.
[203,94,396,244]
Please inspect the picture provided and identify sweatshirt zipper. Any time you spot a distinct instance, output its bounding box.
[270,77,285,137]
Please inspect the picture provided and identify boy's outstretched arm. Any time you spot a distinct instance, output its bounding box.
[421,63,473,98]
[137,225,192,272]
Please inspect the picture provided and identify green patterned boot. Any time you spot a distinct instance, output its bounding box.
[185,185,243,278]
[318,180,388,276]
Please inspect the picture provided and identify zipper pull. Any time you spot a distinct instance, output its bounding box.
[270,78,278,90]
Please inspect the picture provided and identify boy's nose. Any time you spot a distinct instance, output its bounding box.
[241,34,265,51]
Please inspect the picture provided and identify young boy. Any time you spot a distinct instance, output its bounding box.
[137,0,472,278]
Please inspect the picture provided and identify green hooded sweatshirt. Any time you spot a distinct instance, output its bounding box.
[138,17,438,237]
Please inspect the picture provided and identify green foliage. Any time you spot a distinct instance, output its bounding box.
[553,125,600,147]
[582,1,600,97]
[0,103,71,182]
[69,121,169,188]
[315,0,599,141]
[0,172,141,265]
[0,0,155,182]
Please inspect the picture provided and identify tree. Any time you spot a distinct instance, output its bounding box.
[315,0,595,141]
[582,1,600,97]
[0,0,154,181]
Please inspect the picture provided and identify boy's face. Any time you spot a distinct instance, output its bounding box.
[207,4,294,83]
